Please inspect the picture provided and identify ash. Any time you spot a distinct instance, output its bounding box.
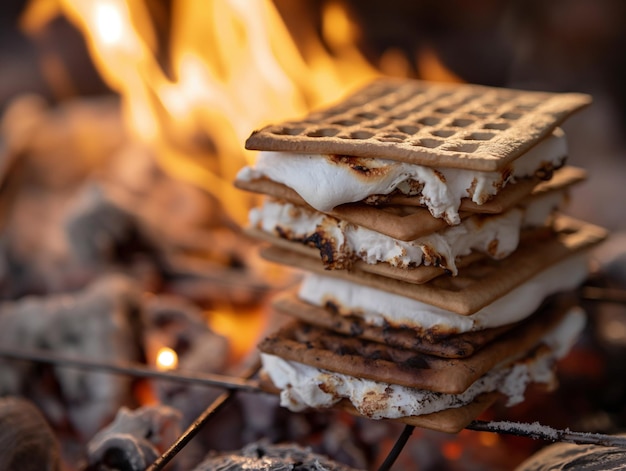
[515,437,626,471]
[192,441,363,471]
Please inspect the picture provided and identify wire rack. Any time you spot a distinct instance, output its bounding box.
[1,284,626,470]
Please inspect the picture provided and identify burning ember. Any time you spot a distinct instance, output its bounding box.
[155,347,178,371]
[19,0,381,226]
[0,0,625,470]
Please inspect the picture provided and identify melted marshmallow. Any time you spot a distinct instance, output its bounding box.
[298,253,588,334]
[237,129,567,224]
[250,190,564,274]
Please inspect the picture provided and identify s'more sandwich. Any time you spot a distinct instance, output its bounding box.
[235,78,607,433]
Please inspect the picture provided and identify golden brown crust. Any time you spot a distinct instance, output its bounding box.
[245,78,591,171]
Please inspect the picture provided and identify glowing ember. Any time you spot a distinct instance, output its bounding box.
[21,0,383,227]
[208,305,268,363]
[156,347,179,371]
[442,440,463,461]
[478,430,500,447]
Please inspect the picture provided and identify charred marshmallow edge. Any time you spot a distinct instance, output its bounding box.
[250,190,567,274]
[237,129,567,225]
[298,253,588,334]
[260,307,586,419]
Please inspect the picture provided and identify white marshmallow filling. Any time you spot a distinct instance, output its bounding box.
[237,129,567,225]
[298,253,588,335]
[250,190,566,275]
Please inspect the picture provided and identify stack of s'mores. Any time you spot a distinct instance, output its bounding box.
[235,79,607,433]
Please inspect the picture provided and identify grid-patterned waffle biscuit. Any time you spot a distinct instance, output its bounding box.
[258,299,569,394]
[260,215,607,315]
[237,166,586,241]
[245,78,591,171]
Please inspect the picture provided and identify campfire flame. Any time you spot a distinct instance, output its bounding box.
[21,0,381,226]
[17,0,465,371]
[18,0,386,360]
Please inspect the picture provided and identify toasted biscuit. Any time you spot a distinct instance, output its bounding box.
[247,225,467,284]
[259,215,607,315]
[258,298,571,394]
[271,292,576,358]
[236,166,586,241]
[245,78,591,171]
[235,178,464,240]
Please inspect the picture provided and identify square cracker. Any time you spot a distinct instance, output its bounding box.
[236,166,586,241]
[258,299,570,395]
[259,215,607,315]
[271,291,573,358]
[245,78,591,171]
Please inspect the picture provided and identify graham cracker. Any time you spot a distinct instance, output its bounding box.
[245,78,591,172]
[259,215,607,315]
[270,291,574,358]
[258,299,571,395]
[236,166,586,241]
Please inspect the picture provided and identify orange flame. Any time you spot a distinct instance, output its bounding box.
[21,0,380,226]
[19,0,463,361]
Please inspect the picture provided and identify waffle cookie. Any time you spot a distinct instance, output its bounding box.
[260,295,574,390]
[245,79,589,170]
